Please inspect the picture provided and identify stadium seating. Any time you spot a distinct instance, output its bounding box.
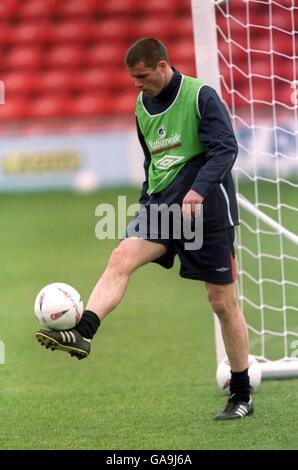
[134,17,173,43]
[53,21,93,43]
[0,0,294,121]
[69,92,111,116]
[28,95,71,118]
[18,0,59,19]
[46,45,84,68]
[38,70,78,93]
[137,0,177,16]
[86,43,127,66]
[4,46,43,70]
[57,0,100,18]
[0,0,18,19]
[2,71,40,96]
[113,90,138,115]
[100,0,138,17]
[0,97,29,120]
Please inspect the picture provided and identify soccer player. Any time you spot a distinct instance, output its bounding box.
[36,38,253,421]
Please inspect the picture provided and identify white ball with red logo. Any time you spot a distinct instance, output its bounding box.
[216,354,262,394]
[34,283,83,330]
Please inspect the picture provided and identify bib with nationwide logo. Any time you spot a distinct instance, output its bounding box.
[136,75,205,195]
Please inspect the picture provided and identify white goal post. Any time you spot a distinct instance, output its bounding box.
[191,0,298,379]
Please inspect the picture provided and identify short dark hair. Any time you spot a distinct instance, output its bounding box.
[124,38,169,69]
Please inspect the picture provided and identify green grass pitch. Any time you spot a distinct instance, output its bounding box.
[0,184,297,450]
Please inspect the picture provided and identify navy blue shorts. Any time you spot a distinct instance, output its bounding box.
[126,212,236,285]
[154,226,236,285]
[125,157,237,285]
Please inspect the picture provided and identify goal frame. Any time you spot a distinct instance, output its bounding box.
[191,0,298,379]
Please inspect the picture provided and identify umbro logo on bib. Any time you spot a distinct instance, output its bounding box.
[155,155,185,170]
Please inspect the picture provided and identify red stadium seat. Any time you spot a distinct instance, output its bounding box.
[169,40,195,65]
[114,90,138,114]
[274,55,295,82]
[40,69,129,94]
[275,84,294,107]
[0,23,14,46]
[28,95,71,118]
[138,0,177,15]
[101,0,138,16]
[0,0,18,19]
[76,67,133,92]
[58,0,99,17]
[86,43,126,67]
[5,46,42,70]
[226,64,251,86]
[271,10,292,30]
[294,10,298,31]
[92,19,131,41]
[251,83,273,104]
[228,15,247,38]
[70,92,111,116]
[228,2,251,15]
[248,24,267,41]
[176,0,192,14]
[218,39,248,64]
[46,45,84,68]
[248,30,269,55]
[251,76,272,95]
[104,68,134,90]
[220,88,232,109]
[220,69,232,91]
[18,0,58,18]
[250,60,272,77]
[272,32,294,56]
[38,71,77,93]
[1,72,40,96]
[53,21,93,43]
[271,0,293,7]
[12,23,53,44]
[276,60,298,82]
[0,98,29,120]
[232,89,251,109]
[78,68,111,90]
[173,62,196,77]
[173,16,194,39]
[134,17,173,42]
[249,10,270,28]
[249,50,271,73]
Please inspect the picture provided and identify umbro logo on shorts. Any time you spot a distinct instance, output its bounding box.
[216,267,230,272]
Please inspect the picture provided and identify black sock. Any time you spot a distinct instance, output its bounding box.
[75,310,101,339]
[230,368,250,402]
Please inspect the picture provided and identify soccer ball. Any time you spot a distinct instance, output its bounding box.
[216,354,262,394]
[34,282,83,331]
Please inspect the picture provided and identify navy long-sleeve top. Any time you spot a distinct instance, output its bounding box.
[136,69,239,232]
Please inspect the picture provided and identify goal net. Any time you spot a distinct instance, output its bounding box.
[192,0,298,378]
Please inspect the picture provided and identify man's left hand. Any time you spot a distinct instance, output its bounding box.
[182,189,204,219]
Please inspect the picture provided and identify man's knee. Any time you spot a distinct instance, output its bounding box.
[208,295,228,316]
[207,285,238,317]
[108,244,137,275]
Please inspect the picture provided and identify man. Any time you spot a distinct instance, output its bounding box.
[36,38,253,421]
